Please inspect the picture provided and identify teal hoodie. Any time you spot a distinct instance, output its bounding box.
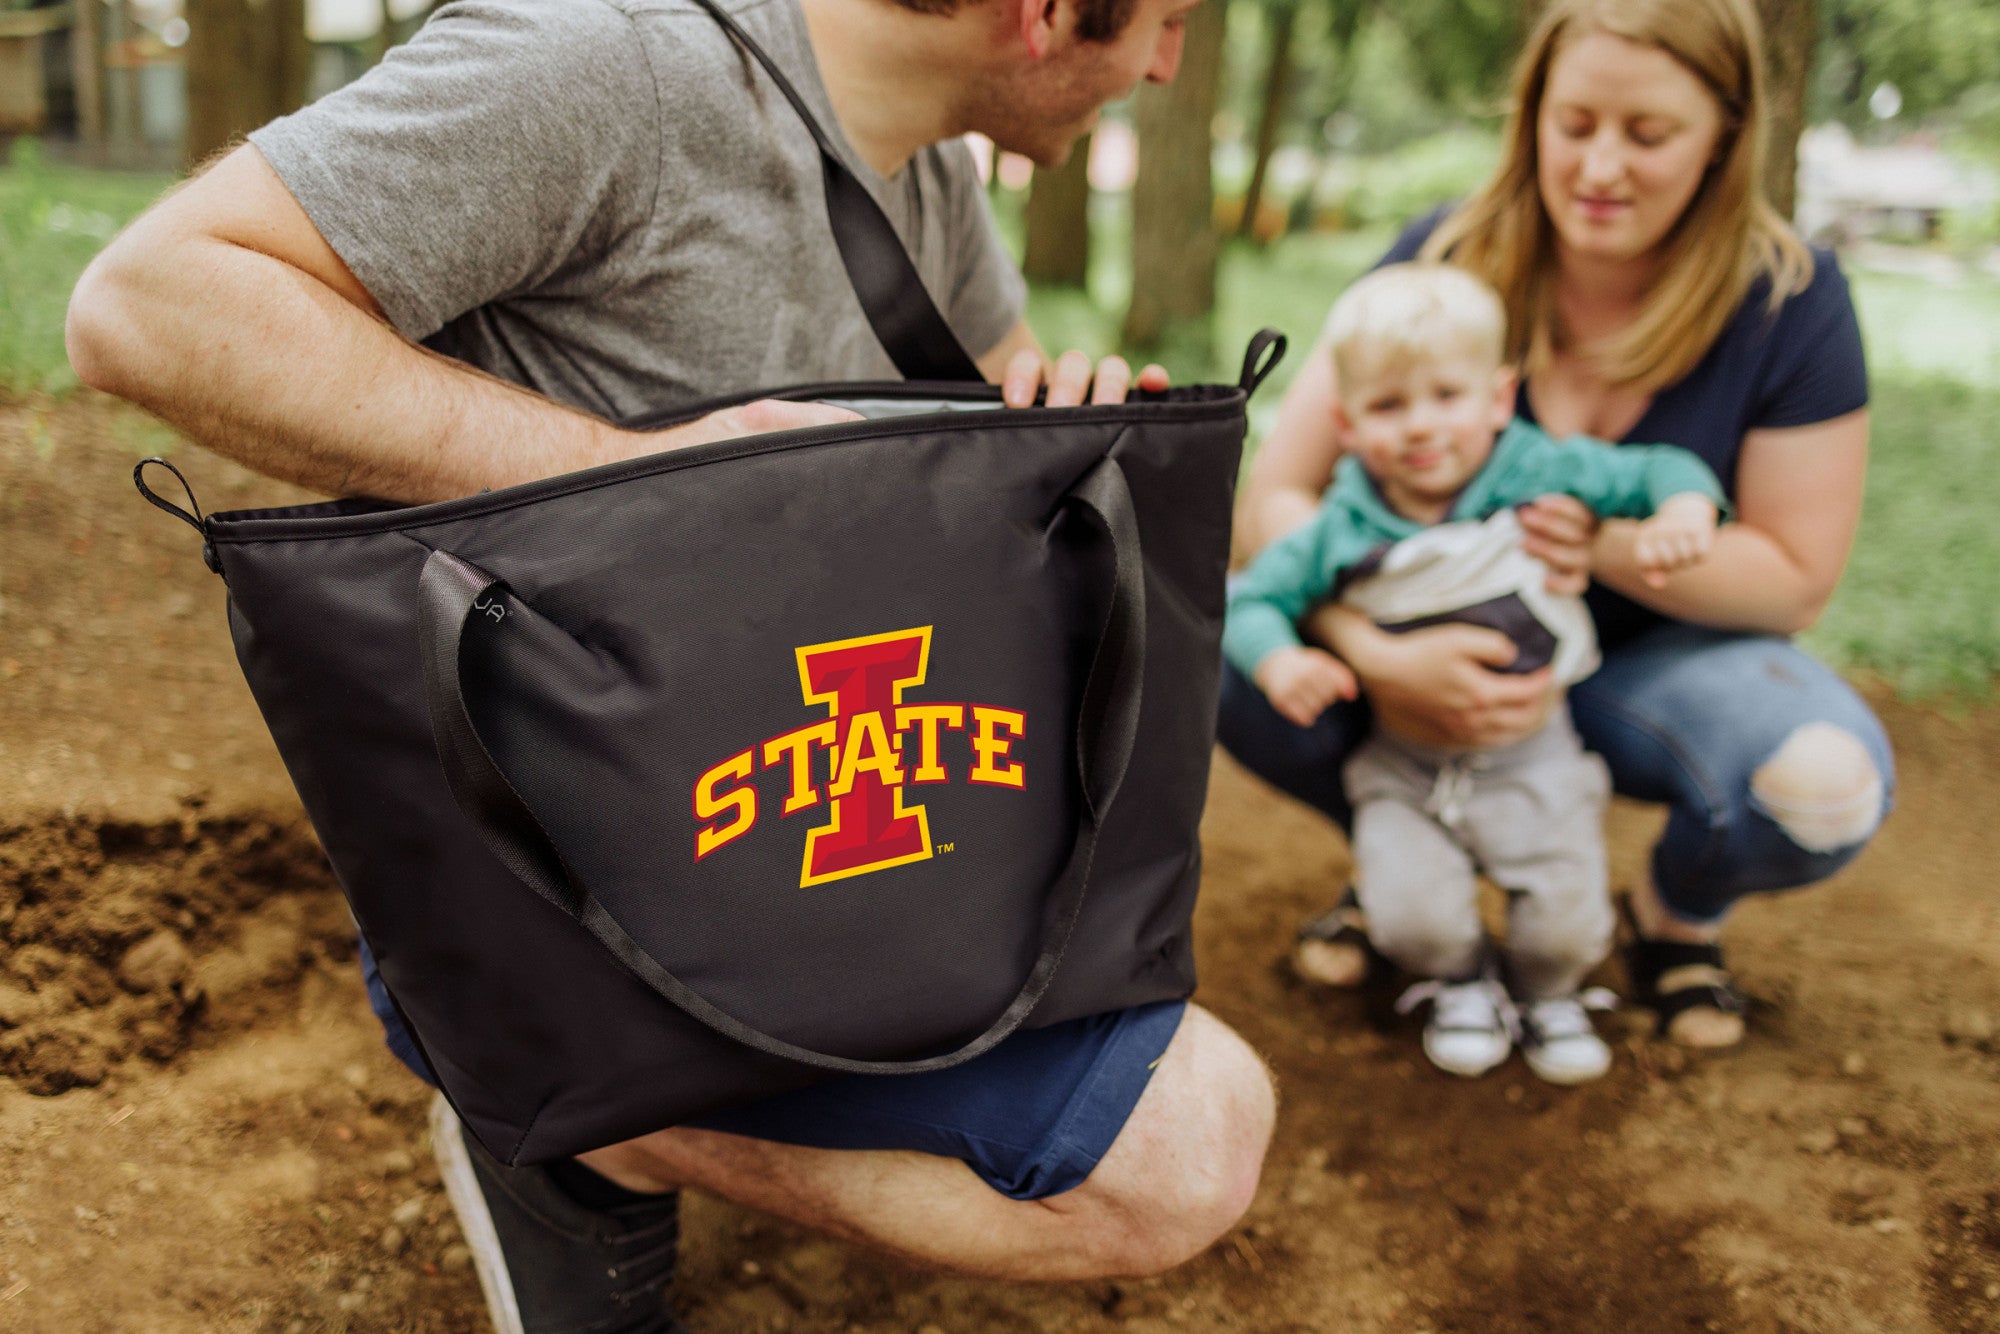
[1223,418,1727,676]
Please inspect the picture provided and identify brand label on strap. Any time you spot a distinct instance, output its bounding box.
[692,626,1027,886]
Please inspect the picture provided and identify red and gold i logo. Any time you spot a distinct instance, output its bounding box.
[692,626,1027,887]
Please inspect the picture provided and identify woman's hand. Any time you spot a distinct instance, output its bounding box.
[1308,605,1560,749]
[1517,494,1601,596]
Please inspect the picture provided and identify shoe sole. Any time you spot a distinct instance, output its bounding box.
[1522,1050,1611,1085]
[1421,1033,1510,1078]
[429,1092,525,1334]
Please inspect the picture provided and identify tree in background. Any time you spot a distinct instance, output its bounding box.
[1758,0,1815,217]
[1235,0,1302,242]
[69,0,103,146]
[371,0,400,67]
[1814,0,2000,146]
[1231,0,1525,241]
[1022,132,1093,288]
[1389,0,1522,114]
[1122,0,1229,358]
[184,0,310,168]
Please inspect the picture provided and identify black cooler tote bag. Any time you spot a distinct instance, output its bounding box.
[134,0,1288,1165]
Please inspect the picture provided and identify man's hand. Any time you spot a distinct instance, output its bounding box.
[1517,494,1600,596]
[650,399,863,453]
[1252,646,1359,728]
[1630,493,1719,589]
[1001,348,1170,408]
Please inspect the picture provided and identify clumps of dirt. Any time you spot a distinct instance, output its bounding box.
[1423,1177,1726,1333]
[1929,1189,2000,1332]
[0,807,350,1093]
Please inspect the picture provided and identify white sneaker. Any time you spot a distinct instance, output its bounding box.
[1518,990,1618,1084]
[1397,975,1516,1078]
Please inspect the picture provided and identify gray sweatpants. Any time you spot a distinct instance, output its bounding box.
[1343,711,1614,1000]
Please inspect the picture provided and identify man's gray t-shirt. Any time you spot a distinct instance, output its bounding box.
[248,0,1025,421]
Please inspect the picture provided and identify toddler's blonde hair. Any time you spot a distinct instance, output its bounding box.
[1324,263,1508,396]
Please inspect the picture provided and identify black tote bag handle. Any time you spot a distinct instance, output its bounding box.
[690,0,982,383]
[416,454,1146,1076]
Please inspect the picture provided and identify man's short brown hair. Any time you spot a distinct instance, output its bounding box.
[887,0,1141,42]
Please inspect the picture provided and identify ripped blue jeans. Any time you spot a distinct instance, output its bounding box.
[1216,622,1895,926]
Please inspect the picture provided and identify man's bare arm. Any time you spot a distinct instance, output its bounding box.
[66,145,849,503]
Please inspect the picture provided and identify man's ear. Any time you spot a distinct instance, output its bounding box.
[1019,0,1062,59]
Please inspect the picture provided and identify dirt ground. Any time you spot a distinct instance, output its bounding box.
[2,395,1998,1334]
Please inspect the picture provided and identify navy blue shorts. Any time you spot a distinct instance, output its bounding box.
[361,942,1182,1200]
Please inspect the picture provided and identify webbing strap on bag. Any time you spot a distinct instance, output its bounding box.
[416,455,1148,1075]
[691,0,983,383]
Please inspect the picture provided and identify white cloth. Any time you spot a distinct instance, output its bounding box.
[1337,510,1601,687]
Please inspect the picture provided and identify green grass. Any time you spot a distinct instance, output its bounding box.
[1847,266,2000,388]
[0,140,174,397]
[1803,374,2000,698]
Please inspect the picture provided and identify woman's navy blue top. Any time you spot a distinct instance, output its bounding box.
[1379,211,1869,647]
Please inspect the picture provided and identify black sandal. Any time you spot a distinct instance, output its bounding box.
[1294,886,1382,984]
[1618,897,1747,1036]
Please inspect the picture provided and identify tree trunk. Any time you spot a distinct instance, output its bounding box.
[1756,0,1815,218]
[1121,0,1228,357]
[1237,3,1297,242]
[1022,131,1093,288]
[70,0,103,146]
[104,0,137,154]
[371,0,395,67]
[183,0,311,169]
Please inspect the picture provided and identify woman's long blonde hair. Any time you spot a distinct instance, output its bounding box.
[1419,0,1812,392]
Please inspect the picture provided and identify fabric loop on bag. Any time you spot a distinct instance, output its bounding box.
[134,456,224,575]
[1067,454,1146,821]
[416,549,584,920]
[1238,328,1289,397]
[413,452,1147,1076]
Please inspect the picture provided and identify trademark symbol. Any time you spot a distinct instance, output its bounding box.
[935,842,955,855]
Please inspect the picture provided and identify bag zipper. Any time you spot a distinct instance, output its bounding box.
[206,388,1246,544]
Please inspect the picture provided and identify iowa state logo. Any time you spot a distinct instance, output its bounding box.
[691,626,1027,887]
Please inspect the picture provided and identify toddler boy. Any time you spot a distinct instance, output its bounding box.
[1224,263,1725,1083]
